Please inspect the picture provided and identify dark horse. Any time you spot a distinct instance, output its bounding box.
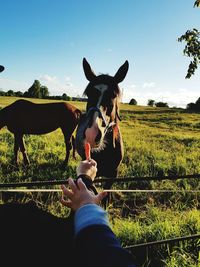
[0,99,82,167]
[0,202,74,265]
[76,58,129,192]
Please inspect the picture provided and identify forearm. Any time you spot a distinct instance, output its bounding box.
[74,204,137,267]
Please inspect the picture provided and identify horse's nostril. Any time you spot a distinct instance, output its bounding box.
[102,120,106,127]
[95,131,102,143]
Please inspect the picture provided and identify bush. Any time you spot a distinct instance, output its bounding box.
[147,99,155,107]
[155,102,169,108]
[129,98,137,105]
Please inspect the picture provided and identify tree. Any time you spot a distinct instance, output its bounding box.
[155,102,169,108]
[129,98,137,105]
[187,102,196,110]
[195,96,200,105]
[178,29,200,78]
[15,91,23,97]
[178,2,200,78]
[40,86,49,98]
[62,93,72,101]
[27,80,41,98]
[147,99,155,107]
[0,90,6,96]
[194,0,200,7]
[186,97,200,111]
[23,91,29,98]
[6,90,14,96]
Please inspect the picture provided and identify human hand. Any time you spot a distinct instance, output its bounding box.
[60,178,107,211]
[76,159,97,180]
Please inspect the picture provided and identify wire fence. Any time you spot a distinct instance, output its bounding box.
[0,174,199,250]
[0,173,200,189]
[124,234,200,250]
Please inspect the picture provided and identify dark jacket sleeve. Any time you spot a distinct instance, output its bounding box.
[74,224,137,267]
[75,174,98,195]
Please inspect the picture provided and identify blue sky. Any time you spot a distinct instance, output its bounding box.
[1,0,200,107]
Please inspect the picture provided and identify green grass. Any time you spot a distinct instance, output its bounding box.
[0,96,199,267]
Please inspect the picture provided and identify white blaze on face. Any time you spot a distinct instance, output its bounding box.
[85,84,108,147]
[94,84,108,108]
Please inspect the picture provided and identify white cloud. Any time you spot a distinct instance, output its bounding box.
[0,73,82,97]
[38,74,82,97]
[130,84,136,88]
[122,84,199,108]
[0,78,29,92]
[143,82,156,88]
[65,76,71,82]
[39,74,57,82]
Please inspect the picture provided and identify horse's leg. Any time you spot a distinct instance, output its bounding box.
[14,134,20,166]
[19,134,30,166]
[102,169,118,209]
[61,130,73,167]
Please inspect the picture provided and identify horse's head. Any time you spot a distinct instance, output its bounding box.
[76,58,129,157]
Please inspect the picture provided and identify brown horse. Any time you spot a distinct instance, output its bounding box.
[76,58,129,194]
[0,99,82,166]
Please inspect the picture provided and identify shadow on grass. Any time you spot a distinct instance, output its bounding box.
[0,160,76,183]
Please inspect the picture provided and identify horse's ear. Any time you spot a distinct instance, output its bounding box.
[0,65,5,73]
[83,58,96,81]
[114,60,129,83]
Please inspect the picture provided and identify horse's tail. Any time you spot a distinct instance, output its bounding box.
[75,108,82,125]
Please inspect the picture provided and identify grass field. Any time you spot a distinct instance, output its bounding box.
[0,96,199,266]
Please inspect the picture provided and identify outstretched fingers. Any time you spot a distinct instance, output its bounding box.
[60,184,73,207]
[77,178,87,190]
[60,177,108,210]
[68,177,78,193]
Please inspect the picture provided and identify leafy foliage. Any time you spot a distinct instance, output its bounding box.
[178,2,200,78]
[147,99,155,107]
[155,101,169,107]
[129,98,137,105]
[23,80,49,98]
[178,28,200,78]
[187,97,200,111]
[194,0,200,7]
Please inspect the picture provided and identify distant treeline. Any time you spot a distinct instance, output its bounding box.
[0,79,87,102]
[1,79,200,111]
[129,97,200,112]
